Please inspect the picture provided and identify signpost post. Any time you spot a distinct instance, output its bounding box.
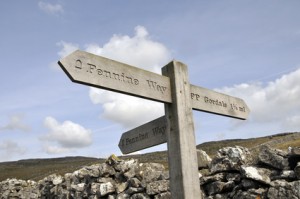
[59,50,250,199]
[162,61,201,198]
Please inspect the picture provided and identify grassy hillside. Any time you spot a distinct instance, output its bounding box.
[0,157,104,182]
[197,132,300,157]
[0,132,299,181]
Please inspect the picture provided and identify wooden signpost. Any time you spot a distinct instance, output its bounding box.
[59,50,250,199]
[59,50,249,119]
[59,50,171,103]
[118,116,167,154]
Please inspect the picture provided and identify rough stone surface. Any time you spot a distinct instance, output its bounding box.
[197,149,212,169]
[136,163,166,186]
[295,162,300,179]
[0,155,170,199]
[204,146,300,198]
[131,193,151,199]
[240,166,271,185]
[2,146,300,199]
[268,180,300,199]
[146,180,169,195]
[209,146,252,173]
[290,147,300,156]
[258,145,289,170]
[154,192,171,199]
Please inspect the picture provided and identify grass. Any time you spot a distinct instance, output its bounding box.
[0,157,104,182]
[276,139,300,150]
[197,132,298,157]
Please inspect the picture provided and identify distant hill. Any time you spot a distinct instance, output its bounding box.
[0,156,103,182]
[0,132,299,182]
[196,132,300,157]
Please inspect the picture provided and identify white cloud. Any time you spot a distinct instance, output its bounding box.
[89,88,164,128]
[57,41,79,58]
[0,140,26,160]
[217,67,300,131]
[0,114,31,132]
[43,145,73,155]
[51,41,79,70]
[85,26,171,128]
[283,115,300,131]
[42,116,93,154]
[38,2,64,15]
[85,26,171,74]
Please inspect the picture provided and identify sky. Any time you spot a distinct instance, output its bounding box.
[0,1,300,162]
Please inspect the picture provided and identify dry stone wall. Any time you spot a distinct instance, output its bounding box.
[200,145,300,199]
[1,145,300,199]
[0,155,170,199]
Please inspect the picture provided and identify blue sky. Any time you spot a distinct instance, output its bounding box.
[1,1,300,162]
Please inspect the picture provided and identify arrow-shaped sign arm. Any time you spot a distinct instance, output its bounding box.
[58,50,172,103]
[118,116,167,154]
[190,84,250,120]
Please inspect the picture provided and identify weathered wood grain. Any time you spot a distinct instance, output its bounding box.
[58,50,172,103]
[118,116,167,154]
[190,85,250,120]
[162,61,202,199]
[59,50,249,119]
